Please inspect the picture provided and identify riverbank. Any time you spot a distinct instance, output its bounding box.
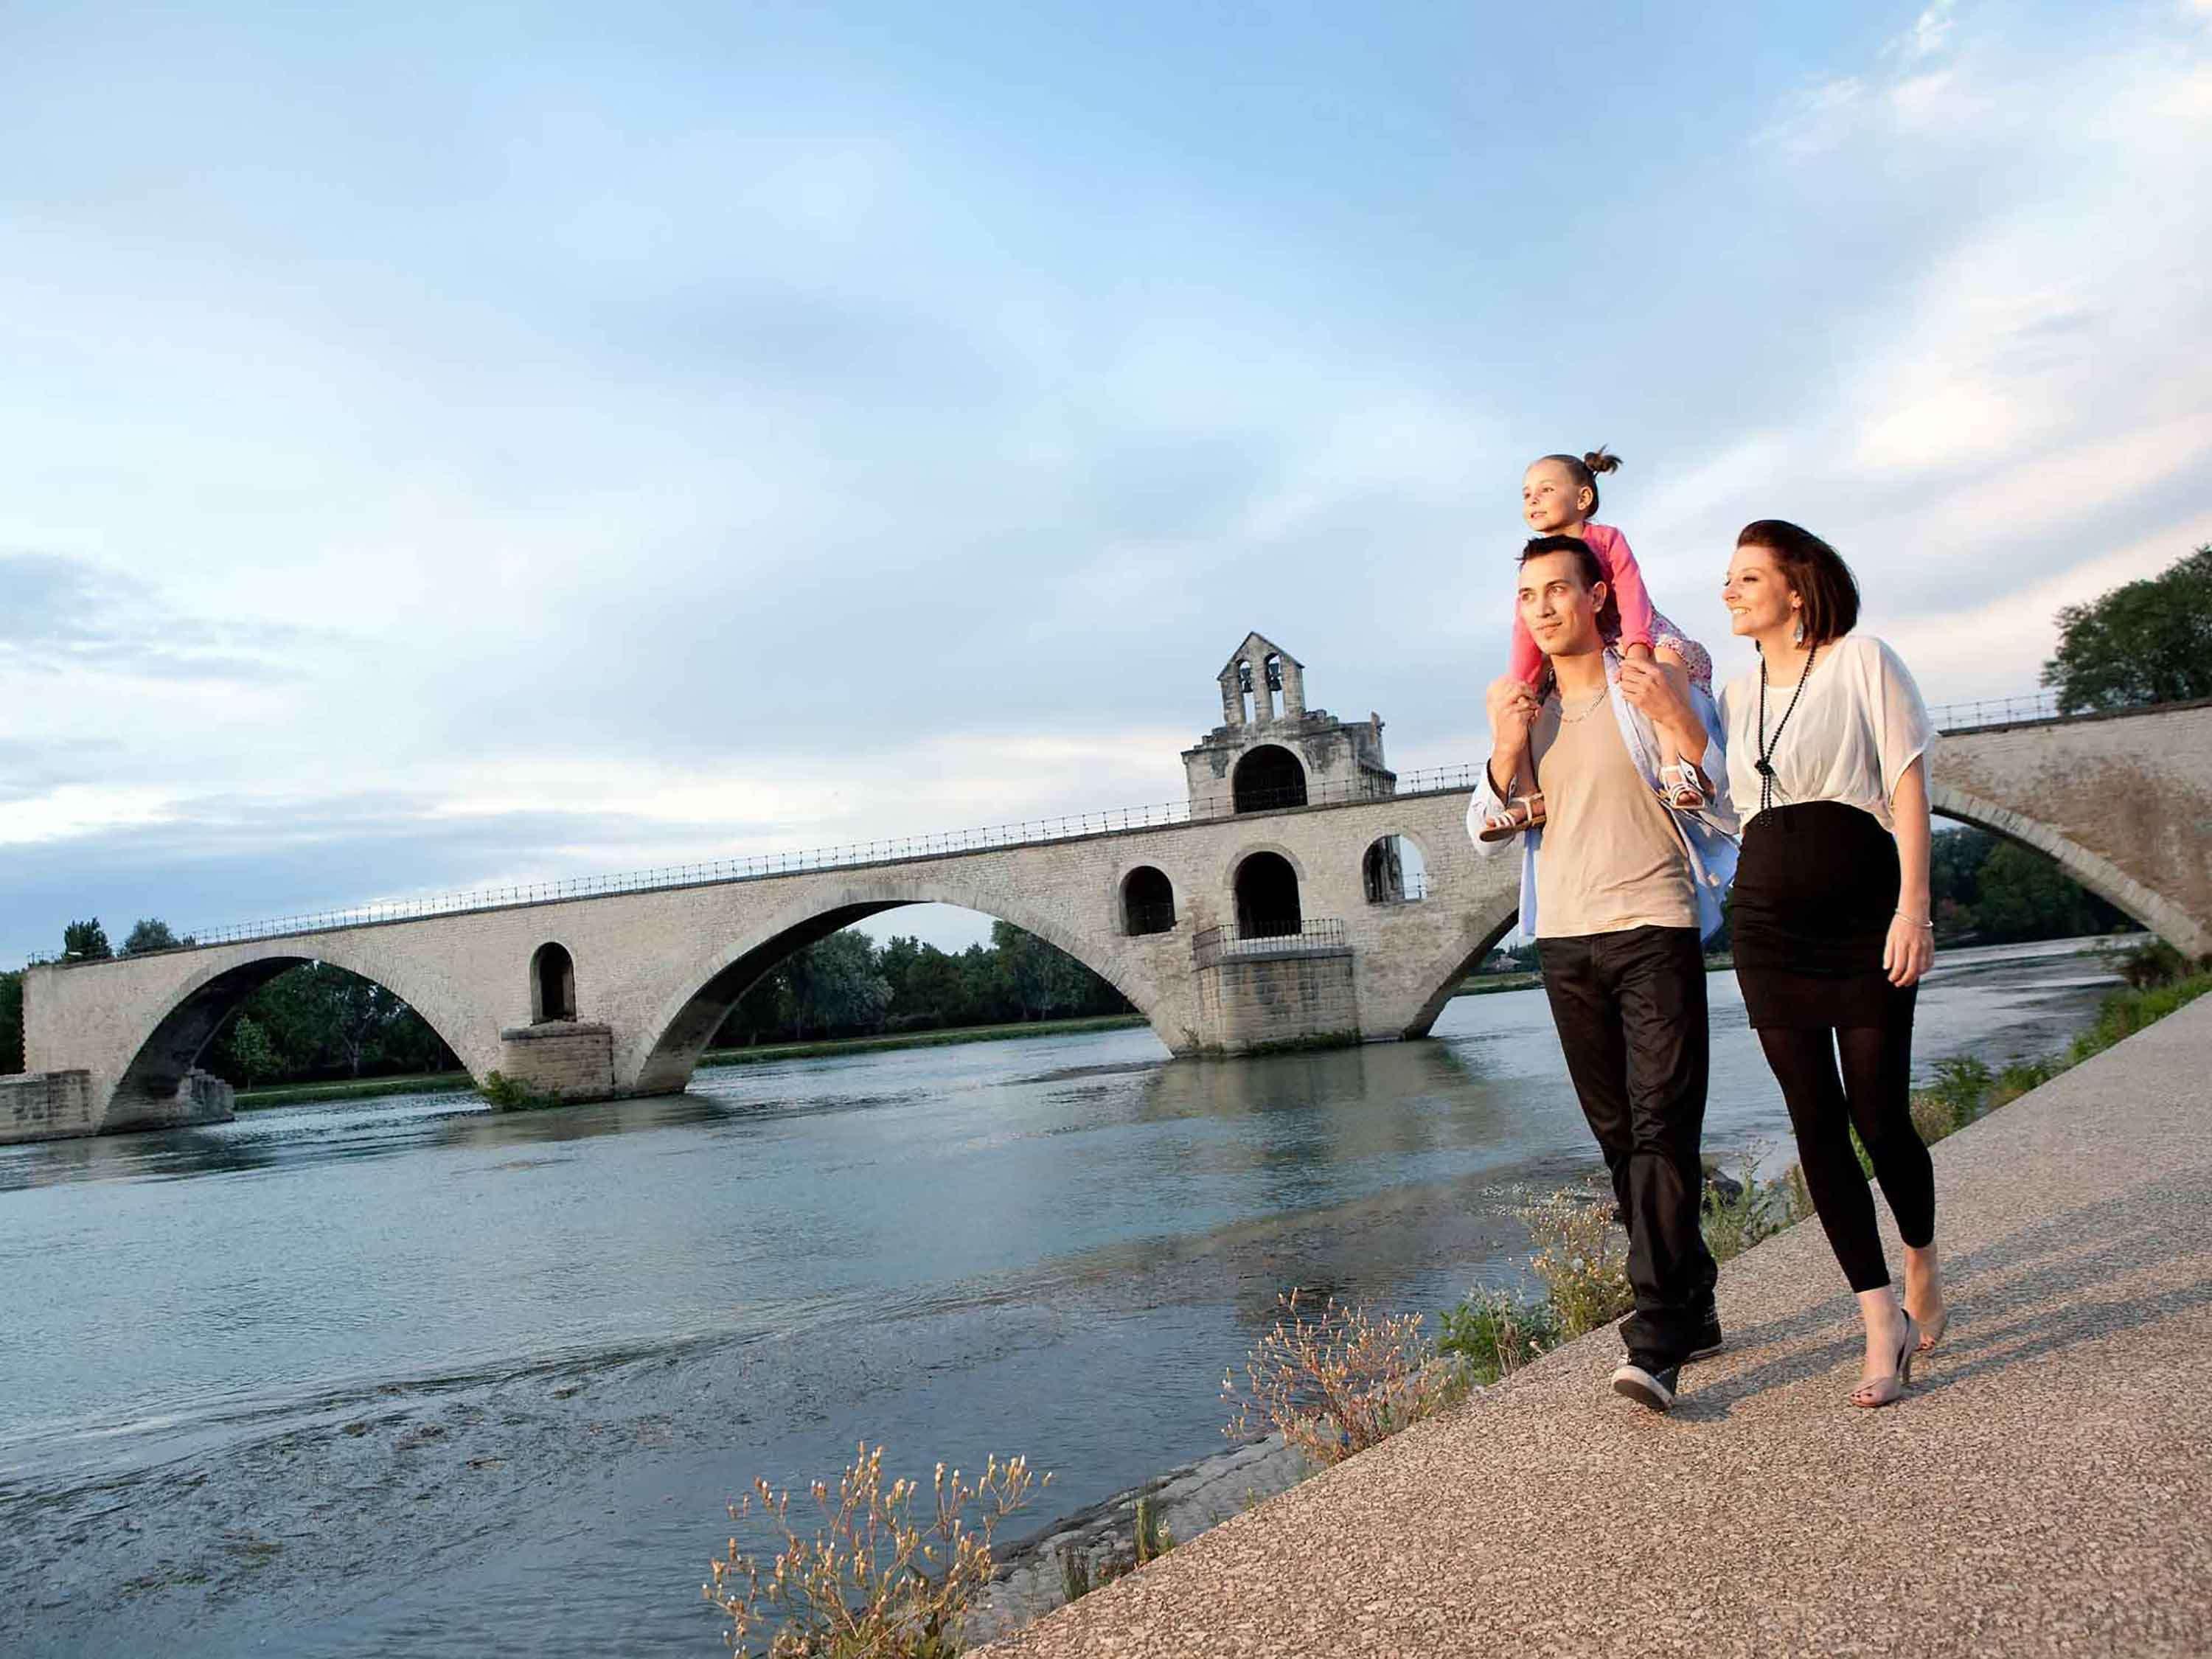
[233,1012,1154,1107]
[964,962,2206,1652]
[978,977,2212,1658]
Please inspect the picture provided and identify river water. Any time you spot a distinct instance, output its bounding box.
[0,936,2123,1656]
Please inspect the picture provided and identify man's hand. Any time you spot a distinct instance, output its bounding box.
[1484,675,1542,799]
[1486,675,1541,750]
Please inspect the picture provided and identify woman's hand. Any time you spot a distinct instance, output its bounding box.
[1884,912,1934,987]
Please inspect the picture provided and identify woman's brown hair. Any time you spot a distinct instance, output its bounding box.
[1537,448,1622,513]
[1735,519,1861,645]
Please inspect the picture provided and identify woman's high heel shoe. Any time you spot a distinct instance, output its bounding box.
[1849,1311,1918,1410]
[1913,1307,1949,1353]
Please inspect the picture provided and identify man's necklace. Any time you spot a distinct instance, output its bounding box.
[1754,642,1820,813]
[1557,686,1609,723]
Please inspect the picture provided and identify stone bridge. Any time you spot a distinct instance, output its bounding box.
[17,685,2212,1140]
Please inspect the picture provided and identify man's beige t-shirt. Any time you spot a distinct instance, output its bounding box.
[1529,688,1697,939]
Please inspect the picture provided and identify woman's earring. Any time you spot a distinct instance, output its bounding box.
[1792,613,1806,646]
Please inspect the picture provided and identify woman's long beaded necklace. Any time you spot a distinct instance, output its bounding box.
[1754,639,1820,814]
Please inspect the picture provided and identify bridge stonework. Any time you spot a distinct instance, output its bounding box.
[22,789,1524,1133]
[18,698,2210,1139]
[1929,700,2212,959]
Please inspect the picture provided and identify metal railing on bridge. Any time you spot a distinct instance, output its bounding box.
[1927,690,2061,732]
[1192,919,1350,970]
[48,764,1483,962]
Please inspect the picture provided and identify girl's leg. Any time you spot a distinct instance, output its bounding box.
[1838,1019,1944,1340]
[1756,1026,1912,1394]
[1652,645,1704,804]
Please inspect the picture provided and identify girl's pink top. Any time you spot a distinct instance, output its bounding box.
[1506,520,1659,687]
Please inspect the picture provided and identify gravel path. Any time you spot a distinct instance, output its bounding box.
[978,996,2212,1658]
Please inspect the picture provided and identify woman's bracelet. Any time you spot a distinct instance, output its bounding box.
[1895,911,1935,931]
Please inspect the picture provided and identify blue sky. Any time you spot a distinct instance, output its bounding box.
[4,0,2211,964]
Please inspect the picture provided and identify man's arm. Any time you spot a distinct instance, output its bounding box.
[1468,675,1541,856]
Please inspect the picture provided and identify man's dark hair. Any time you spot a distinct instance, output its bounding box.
[1736,519,1861,644]
[1518,535,1618,639]
[1520,534,1602,586]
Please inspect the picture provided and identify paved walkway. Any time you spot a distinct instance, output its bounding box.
[979,996,2212,1658]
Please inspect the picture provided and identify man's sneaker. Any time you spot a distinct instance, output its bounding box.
[1610,1360,1680,1412]
[1686,1308,1725,1362]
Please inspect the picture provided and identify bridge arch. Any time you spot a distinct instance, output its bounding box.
[102,943,491,1133]
[625,873,1170,1096]
[1930,782,2210,957]
[1395,894,1523,1040]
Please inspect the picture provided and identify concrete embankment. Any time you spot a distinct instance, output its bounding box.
[979,995,2212,1658]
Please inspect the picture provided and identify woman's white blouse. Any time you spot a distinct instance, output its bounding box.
[1719,634,1933,832]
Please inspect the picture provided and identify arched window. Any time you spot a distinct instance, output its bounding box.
[1363,835,1428,904]
[531,942,577,1024]
[1122,866,1177,936]
[1231,745,1307,813]
[1234,852,1302,939]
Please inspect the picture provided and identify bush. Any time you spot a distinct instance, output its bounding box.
[1222,1290,1463,1467]
[1700,1147,1804,1265]
[1436,1287,1560,1385]
[479,1071,550,1110]
[703,1441,1044,1658]
[2070,973,2212,1062]
[1515,1189,1634,1339]
[2110,938,2191,990]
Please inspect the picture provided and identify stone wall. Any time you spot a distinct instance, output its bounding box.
[498,1022,615,1100]
[0,1071,96,1144]
[103,1068,237,1135]
[1196,950,1360,1052]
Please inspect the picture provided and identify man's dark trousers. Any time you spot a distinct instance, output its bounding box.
[1536,923,1719,1370]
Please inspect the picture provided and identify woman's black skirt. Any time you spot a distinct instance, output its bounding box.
[1733,801,1919,1030]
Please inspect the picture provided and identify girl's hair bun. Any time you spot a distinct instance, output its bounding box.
[1582,448,1622,475]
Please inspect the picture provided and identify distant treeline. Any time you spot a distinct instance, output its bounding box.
[0,917,1129,1085]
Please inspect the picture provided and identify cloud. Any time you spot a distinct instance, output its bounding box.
[0,552,329,682]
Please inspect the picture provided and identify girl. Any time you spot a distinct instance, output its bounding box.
[1480,451,1715,839]
[1719,520,1945,1410]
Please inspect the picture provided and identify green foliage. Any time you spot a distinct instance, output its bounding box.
[479,1070,550,1110]
[1700,1148,1804,1265]
[206,962,460,1088]
[2041,544,2212,714]
[713,924,1132,1048]
[225,1016,279,1087]
[0,969,21,1076]
[1928,827,2125,944]
[1514,1189,1634,1340]
[121,917,189,955]
[2109,938,2196,990]
[62,919,112,961]
[1436,1287,1560,1385]
[2069,973,2212,1061]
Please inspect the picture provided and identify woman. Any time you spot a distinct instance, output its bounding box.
[1719,521,1946,1409]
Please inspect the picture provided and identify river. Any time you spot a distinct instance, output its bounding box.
[0,936,2124,1656]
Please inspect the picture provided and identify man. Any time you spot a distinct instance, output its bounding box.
[1469,535,1739,1411]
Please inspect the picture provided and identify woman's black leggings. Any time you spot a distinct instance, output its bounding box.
[1756,1020,1935,1293]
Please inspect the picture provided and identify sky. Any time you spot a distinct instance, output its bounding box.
[4,0,2210,967]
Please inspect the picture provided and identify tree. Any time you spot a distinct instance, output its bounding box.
[122,918,182,956]
[0,969,23,1075]
[226,1015,279,1087]
[2042,545,2212,713]
[62,919,112,962]
[787,930,892,1037]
